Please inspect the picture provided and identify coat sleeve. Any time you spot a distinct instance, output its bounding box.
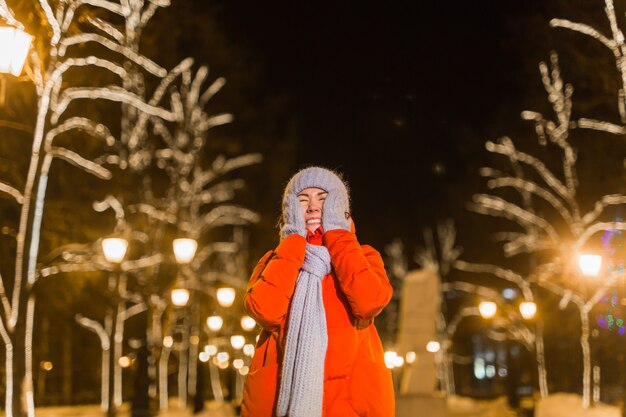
[323,229,393,320]
[243,234,306,331]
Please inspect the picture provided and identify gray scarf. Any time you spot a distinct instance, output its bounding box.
[277,243,331,417]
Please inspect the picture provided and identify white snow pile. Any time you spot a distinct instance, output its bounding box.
[536,393,620,417]
[447,395,515,417]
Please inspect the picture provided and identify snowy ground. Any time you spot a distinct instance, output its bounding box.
[536,393,620,417]
[29,401,236,417]
[447,395,517,417]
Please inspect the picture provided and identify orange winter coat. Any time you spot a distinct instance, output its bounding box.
[241,228,395,417]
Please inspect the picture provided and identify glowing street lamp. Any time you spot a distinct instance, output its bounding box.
[384,351,398,369]
[206,315,223,331]
[230,335,245,350]
[479,301,497,319]
[519,301,537,320]
[118,356,132,368]
[171,288,190,307]
[578,254,602,277]
[217,287,236,307]
[243,344,255,357]
[101,237,128,263]
[426,341,440,353]
[0,27,32,76]
[241,316,256,331]
[172,238,197,264]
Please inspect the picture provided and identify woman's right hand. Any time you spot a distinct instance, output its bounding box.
[280,193,306,238]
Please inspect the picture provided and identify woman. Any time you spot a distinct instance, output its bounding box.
[241,166,395,417]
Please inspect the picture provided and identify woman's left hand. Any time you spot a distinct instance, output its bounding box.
[322,188,351,232]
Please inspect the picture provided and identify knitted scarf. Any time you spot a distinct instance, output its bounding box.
[277,243,331,417]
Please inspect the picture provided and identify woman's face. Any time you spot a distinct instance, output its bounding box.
[297,187,328,233]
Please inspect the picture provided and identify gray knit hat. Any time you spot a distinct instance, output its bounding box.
[283,166,350,208]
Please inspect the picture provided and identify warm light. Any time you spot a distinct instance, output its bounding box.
[171,288,190,307]
[233,359,244,369]
[199,352,210,362]
[40,361,53,372]
[239,366,249,376]
[216,352,229,363]
[118,356,132,368]
[172,238,198,264]
[243,344,255,357]
[207,316,223,331]
[163,336,173,348]
[479,301,497,319]
[579,254,602,277]
[205,344,217,355]
[101,237,128,263]
[426,341,441,353]
[393,356,404,368]
[0,27,32,76]
[384,351,398,369]
[405,351,417,364]
[241,316,256,331]
[230,335,245,350]
[217,287,236,307]
[519,302,537,320]
[218,360,229,370]
[190,335,199,345]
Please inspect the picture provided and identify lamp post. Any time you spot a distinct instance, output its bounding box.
[101,237,128,417]
[577,253,603,408]
[170,238,197,409]
[217,287,236,308]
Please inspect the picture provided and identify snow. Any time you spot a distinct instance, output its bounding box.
[447,395,516,417]
[26,401,236,417]
[536,393,620,417]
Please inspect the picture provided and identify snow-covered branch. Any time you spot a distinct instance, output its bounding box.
[471,194,560,244]
[75,314,110,350]
[45,117,116,147]
[581,194,626,225]
[0,182,24,205]
[53,87,176,124]
[128,204,177,224]
[194,206,260,234]
[58,34,165,76]
[454,260,533,301]
[47,147,112,180]
[486,138,570,199]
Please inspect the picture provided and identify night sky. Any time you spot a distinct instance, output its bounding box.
[168,0,561,255]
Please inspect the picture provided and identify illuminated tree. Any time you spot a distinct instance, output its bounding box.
[0,1,259,415]
[467,0,626,408]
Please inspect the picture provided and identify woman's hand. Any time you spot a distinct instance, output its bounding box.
[322,188,351,232]
[281,193,307,238]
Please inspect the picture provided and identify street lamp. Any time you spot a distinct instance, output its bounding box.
[101,238,128,263]
[217,287,236,307]
[172,238,198,264]
[240,316,256,331]
[578,254,602,277]
[206,315,223,332]
[478,301,497,319]
[426,341,441,353]
[0,27,32,76]
[519,301,537,320]
[230,335,245,350]
[171,289,190,307]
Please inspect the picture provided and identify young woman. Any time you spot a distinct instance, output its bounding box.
[241,166,394,417]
